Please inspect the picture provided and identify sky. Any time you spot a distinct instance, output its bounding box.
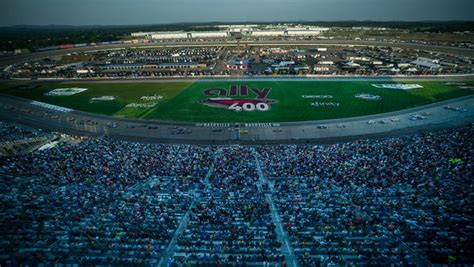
[1,0,473,26]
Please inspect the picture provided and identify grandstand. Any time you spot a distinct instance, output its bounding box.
[0,120,473,266]
[1,1,473,266]
[131,24,329,40]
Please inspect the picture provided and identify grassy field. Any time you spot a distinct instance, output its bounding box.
[1,80,472,122]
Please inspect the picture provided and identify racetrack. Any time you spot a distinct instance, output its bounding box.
[1,39,473,144]
[0,93,472,144]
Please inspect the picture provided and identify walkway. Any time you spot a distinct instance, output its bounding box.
[157,149,221,266]
[158,200,196,267]
[253,148,298,267]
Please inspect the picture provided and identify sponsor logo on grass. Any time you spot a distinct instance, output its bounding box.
[372,84,423,90]
[200,85,278,112]
[44,88,88,96]
[444,82,466,86]
[90,96,116,102]
[123,95,163,108]
[302,95,333,99]
[125,103,159,108]
[355,93,382,101]
[140,94,163,101]
[311,102,340,107]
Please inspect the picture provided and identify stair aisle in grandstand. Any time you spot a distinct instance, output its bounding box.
[254,146,429,266]
[1,175,192,265]
[159,149,221,266]
[0,138,218,266]
[2,122,473,266]
[158,199,196,266]
[253,148,299,267]
[170,147,287,266]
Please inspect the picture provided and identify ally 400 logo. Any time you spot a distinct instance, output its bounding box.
[199,85,278,112]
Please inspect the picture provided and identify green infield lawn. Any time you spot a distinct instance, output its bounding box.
[1,80,472,122]
[0,82,191,118]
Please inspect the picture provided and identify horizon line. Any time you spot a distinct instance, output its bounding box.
[1,20,474,28]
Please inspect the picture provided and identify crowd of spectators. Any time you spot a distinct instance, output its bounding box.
[0,131,215,265]
[0,120,473,266]
[256,125,474,266]
[0,121,48,143]
[173,147,284,266]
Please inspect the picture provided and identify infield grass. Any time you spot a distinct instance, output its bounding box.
[2,80,472,122]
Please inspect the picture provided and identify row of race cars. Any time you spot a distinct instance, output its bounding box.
[1,99,470,139]
[69,117,194,135]
[186,103,468,133]
[309,105,469,129]
[0,103,195,136]
[364,106,468,125]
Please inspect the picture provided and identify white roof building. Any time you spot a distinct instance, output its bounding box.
[133,24,329,40]
[150,32,188,40]
[411,57,441,70]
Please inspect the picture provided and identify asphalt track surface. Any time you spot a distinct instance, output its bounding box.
[0,93,472,145]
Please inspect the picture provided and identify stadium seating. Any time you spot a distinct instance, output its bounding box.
[0,121,473,266]
[174,147,284,266]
